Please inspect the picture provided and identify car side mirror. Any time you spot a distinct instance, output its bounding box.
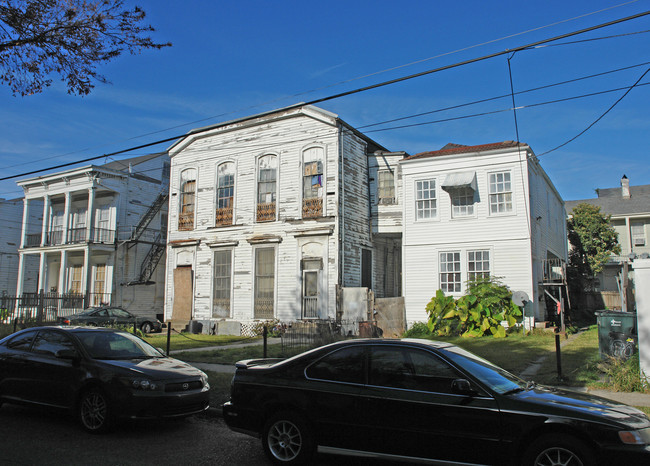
[451,378,475,396]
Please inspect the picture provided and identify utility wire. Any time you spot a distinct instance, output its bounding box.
[1,10,648,183]
[537,66,650,156]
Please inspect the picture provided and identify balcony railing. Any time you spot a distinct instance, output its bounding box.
[47,230,64,246]
[25,233,42,248]
[92,228,115,244]
[256,202,276,222]
[67,227,86,244]
[215,207,233,226]
[303,296,319,318]
[178,212,194,230]
[302,198,323,219]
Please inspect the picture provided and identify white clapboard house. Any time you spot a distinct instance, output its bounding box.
[15,153,170,318]
[400,142,568,325]
[164,105,403,333]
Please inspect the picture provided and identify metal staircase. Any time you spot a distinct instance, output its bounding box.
[127,233,166,285]
[127,191,168,248]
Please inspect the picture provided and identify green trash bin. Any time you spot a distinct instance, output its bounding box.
[595,311,638,360]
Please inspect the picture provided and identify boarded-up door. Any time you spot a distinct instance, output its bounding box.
[172,266,193,321]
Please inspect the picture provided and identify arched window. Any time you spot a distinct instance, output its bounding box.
[302,147,324,218]
[216,162,234,226]
[179,168,196,230]
[257,155,277,222]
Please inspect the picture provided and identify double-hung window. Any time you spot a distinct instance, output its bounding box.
[489,171,513,214]
[468,250,490,281]
[213,250,232,317]
[440,252,461,293]
[302,147,324,218]
[451,187,475,217]
[179,169,197,230]
[254,247,275,318]
[216,162,235,226]
[416,179,437,220]
[257,155,277,222]
[632,222,646,246]
[378,170,395,204]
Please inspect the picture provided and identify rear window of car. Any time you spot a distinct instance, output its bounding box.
[306,346,365,384]
[5,330,38,351]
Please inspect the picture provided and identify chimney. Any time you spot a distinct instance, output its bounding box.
[621,175,630,199]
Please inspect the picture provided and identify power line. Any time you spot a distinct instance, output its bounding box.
[0,9,648,183]
[1,1,641,173]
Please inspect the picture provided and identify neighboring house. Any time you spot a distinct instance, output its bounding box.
[565,175,648,310]
[0,198,34,296]
[164,105,403,332]
[15,153,170,318]
[399,141,568,326]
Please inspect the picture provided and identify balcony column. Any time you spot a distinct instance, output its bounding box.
[86,187,96,242]
[40,195,50,246]
[58,249,68,294]
[20,198,30,249]
[37,251,46,292]
[16,253,25,296]
[63,192,71,245]
[83,248,91,301]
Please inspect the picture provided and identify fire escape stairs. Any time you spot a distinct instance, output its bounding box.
[126,191,168,249]
[126,233,166,286]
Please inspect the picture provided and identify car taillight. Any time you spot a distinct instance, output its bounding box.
[62,319,70,325]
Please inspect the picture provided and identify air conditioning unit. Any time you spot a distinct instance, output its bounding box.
[634,237,646,246]
[379,198,395,205]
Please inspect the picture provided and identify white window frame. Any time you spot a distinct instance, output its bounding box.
[439,251,461,293]
[215,161,236,226]
[179,168,197,230]
[415,179,437,220]
[302,146,325,218]
[467,250,491,282]
[450,187,475,218]
[489,171,513,214]
[378,170,396,204]
[212,249,233,318]
[256,154,278,222]
[253,246,276,319]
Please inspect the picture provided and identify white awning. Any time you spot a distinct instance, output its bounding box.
[441,172,477,191]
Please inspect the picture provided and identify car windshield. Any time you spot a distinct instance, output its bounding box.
[76,331,163,360]
[438,344,526,394]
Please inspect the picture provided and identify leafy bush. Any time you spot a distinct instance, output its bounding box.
[425,278,522,338]
[403,321,432,338]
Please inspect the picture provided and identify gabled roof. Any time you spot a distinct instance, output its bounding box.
[403,141,526,161]
[566,184,650,216]
[101,152,167,171]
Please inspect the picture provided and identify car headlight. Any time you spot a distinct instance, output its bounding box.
[200,373,210,389]
[121,378,159,391]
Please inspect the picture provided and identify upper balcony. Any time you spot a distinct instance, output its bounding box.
[23,227,116,249]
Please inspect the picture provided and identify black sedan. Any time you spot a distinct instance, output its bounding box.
[0,326,210,433]
[59,306,163,333]
[223,338,650,466]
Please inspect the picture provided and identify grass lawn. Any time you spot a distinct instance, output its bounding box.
[143,333,255,351]
[173,342,308,364]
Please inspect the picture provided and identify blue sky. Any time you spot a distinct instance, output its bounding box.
[1,0,649,202]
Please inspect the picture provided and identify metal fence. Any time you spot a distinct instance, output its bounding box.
[0,291,113,325]
[278,319,367,351]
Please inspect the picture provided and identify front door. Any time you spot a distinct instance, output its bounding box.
[172,266,193,322]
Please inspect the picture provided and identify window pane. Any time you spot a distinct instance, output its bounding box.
[306,346,365,384]
[468,250,490,281]
[440,252,461,292]
[416,179,436,219]
[489,172,512,214]
[378,170,395,201]
[213,250,232,318]
[451,187,474,217]
[255,248,275,318]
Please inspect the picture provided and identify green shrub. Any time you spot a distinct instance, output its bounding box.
[425,277,522,338]
[403,322,432,338]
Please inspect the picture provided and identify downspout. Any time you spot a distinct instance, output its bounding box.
[339,127,344,288]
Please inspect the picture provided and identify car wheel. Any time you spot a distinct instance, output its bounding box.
[262,412,314,465]
[523,433,593,466]
[141,322,152,334]
[78,388,112,434]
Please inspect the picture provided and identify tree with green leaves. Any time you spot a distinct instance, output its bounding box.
[567,203,621,281]
[0,0,170,96]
